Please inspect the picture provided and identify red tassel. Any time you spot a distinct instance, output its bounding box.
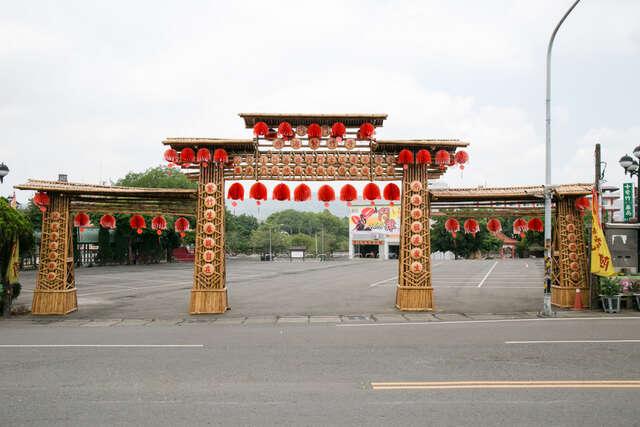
[331,122,346,138]
[363,183,381,201]
[446,219,460,233]
[253,122,269,136]
[416,149,431,164]
[152,216,167,230]
[129,215,146,230]
[513,218,528,234]
[383,183,400,201]
[180,148,195,164]
[197,148,211,164]
[249,182,268,201]
[164,148,178,163]
[528,217,543,232]
[308,123,322,138]
[464,219,479,234]
[339,184,357,202]
[455,150,469,165]
[359,123,375,140]
[74,213,89,227]
[293,183,312,202]
[435,150,450,166]
[175,217,190,232]
[100,214,116,229]
[318,185,335,202]
[227,183,244,200]
[213,148,228,163]
[487,218,501,232]
[278,122,294,139]
[272,183,291,201]
[575,197,590,212]
[398,149,414,165]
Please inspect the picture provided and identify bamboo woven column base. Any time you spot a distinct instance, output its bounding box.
[189,288,228,314]
[31,289,78,315]
[395,285,433,311]
[551,285,590,309]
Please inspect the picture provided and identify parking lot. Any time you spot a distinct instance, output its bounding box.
[15,258,544,319]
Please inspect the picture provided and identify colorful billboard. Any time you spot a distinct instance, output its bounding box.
[350,206,400,235]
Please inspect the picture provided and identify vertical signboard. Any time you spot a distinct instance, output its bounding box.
[623,183,633,221]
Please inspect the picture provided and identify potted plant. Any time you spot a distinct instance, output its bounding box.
[629,279,640,311]
[599,276,621,313]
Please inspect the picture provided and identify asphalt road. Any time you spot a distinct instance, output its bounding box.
[1,317,639,426]
[15,258,545,319]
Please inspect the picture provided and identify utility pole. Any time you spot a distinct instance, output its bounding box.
[542,0,581,317]
[268,226,272,262]
[592,144,602,307]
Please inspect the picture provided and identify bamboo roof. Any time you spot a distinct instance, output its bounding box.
[239,113,388,129]
[372,139,469,153]
[163,138,254,152]
[15,180,196,199]
[430,184,591,203]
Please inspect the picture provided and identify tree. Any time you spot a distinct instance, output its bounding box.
[431,217,502,259]
[0,198,33,316]
[249,225,290,254]
[117,165,197,189]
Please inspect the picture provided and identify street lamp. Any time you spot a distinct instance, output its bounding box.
[619,153,640,221]
[0,163,9,183]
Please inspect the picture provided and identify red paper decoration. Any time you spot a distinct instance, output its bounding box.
[278,122,294,140]
[34,192,50,212]
[197,148,211,165]
[340,184,357,206]
[416,149,431,164]
[152,216,166,231]
[575,197,590,216]
[249,182,268,202]
[528,217,543,232]
[227,182,244,200]
[74,213,89,227]
[130,215,146,231]
[487,218,502,233]
[383,183,400,204]
[455,150,469,167]
[445,218,460,238]
[435,150,450,170]
[308,123,322,138]
[359,122,375,140]
[100,214,116,229]
[213,148,228,163]
[180,148,195,164]
[331,122,346,139]
[273,183,291,201]
[464,219,479,237]
[398,150,414,167]
[175,217,190,232]
[164,148,178,163]
[253,122,269,136]
[513,218,528,237]
[363,183,381,201]
[318,185,335,207]
[293,183,312,202]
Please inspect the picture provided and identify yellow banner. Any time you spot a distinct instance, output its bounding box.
[590,188,616,276]
[6,234,19,284]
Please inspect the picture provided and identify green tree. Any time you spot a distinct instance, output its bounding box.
[431,217,502,259]
[117,165,197,189]
[249,224,290,254]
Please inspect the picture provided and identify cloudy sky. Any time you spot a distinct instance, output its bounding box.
[2,0,639,203]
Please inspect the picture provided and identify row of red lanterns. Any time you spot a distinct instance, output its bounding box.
[72,213,191,237]
[163,147,228,170]
[398,149,469,170]
[445,217,545,239]
[254,121,376,141]
[226,182,400,207]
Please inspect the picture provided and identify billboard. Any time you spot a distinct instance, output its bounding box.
[350,206,400,235]
[623,183,633,221]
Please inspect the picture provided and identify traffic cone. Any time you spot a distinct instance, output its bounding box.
[571,288,584,311]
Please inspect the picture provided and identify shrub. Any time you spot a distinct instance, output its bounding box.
[599,277,620,297]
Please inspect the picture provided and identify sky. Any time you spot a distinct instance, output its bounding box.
[1,0,639,205]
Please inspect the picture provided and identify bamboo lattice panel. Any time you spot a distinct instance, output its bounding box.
[32,193,77,314]
[190,164,227,314]
[551,198,590,308]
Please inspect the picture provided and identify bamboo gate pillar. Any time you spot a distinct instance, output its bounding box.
[396,164,433,311]
[551,197,590,308]
[189,164,228,314]
[32,193,77,314]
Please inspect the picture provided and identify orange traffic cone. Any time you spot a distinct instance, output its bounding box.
[571,288,584,311]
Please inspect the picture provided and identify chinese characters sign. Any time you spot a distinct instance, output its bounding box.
[623,183,633,221]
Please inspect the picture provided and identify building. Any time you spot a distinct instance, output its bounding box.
[348,201,400,260]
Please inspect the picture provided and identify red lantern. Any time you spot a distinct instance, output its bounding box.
[528,217,543,232]
[272,183,291,201]
[74,213,89,227]
[416,149,431,165]
[253,122,269,136]
[164,148,178,163]
[397,150,414,169]
[435,150,450,170]
[308,123,322,138]
[445,218,460,238]
[340,184,357,206]
[487,218,501,233]
[213,148,228,163]
[227,183,244,200]
[175,217,190,232]
[249,182,268,203]
[318,185,335,207]
[180,148,195,164]
[513,218,528,237]
[383,183,400,204]
[34,192,50,211]
[455,150,469,169]
[197,148,211,166]
[100,214,116,229]
[130,215,146,234]
[278,122,294,140]
[152,216,166,231]
[331,122,346,139]
[464,219,479,237]
[293,183,312,202]
[363,183,381,201]
[359,123,375,140]
[575,197,590,216]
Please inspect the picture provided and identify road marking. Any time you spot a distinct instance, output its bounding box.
[505,340,640,344]
[372,380,640,386]
[0,344,204,348]
[369,276,398,288]
[371,379,640,390]
[477,261,498,287]
[337,316,640,327]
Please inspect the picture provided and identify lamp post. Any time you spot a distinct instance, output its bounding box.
[541,0,581,317]
[619,152,640,222]
[0,163,9,183]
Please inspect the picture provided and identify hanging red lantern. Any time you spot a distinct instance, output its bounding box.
[435,150,450,170]
[575,197,590,216]
[331,122,346,140]
[249,182,268,204]
[528,217,543,232]
[175,217,190,232]
[130,215,146,234]
[293,183,312,202]
[359,122,375,140]
[180,148,195,164]
[513,218,528,238]
[397,149,414,169]
[272,183,291,201]
[164,148,178,163]
[197,148,211,167]
[464,219,479,237]
[100,214,116,229]
[383,183,400,206]
[278,122,294,140]
[213,148,228,164]
[416,149,431,165]
[340,184,357,206]
[318,185,335,207]
[445,218,460,238]
[152,216,166,231]
[253,122,269,136]
[308,123,322,138]
[227,183,244,201]
[487,218,502,233]
[74,213,89,227]
[455,150,469,170]
[363,183,381,203]
[34,192,50,212]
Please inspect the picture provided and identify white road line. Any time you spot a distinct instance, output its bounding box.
[337,317,640,327]
[369,276,398,288]
[477,261,498,288]
[505,340,640,344]
[0,344,204,348]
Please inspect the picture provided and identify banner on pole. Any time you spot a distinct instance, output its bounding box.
[623,182,633,221]
[590,188,616,277]
[6,235,19,285]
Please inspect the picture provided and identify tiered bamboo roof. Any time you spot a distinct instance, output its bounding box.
[238,113,388,129]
